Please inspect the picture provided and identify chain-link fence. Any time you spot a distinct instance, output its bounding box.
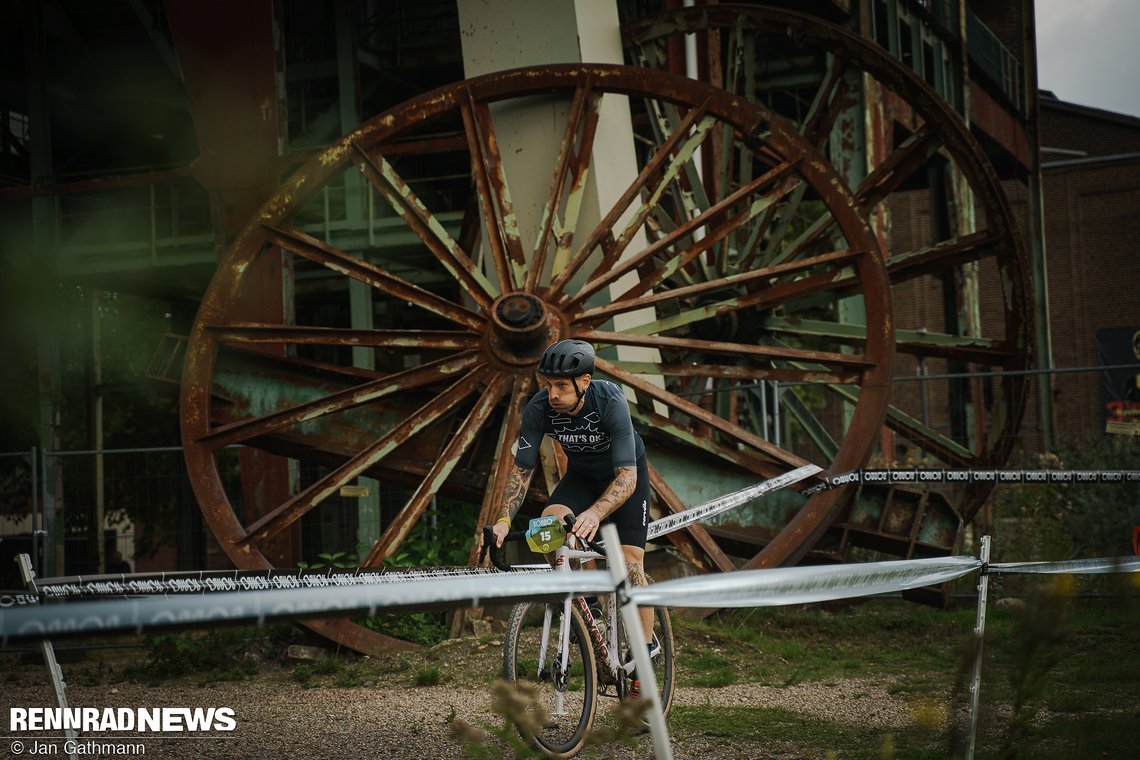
[0,446,221,586]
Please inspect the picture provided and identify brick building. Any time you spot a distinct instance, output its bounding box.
[1038,95,1140,446]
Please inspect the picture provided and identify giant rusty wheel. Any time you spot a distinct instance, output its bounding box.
[181,64,894,654]
[624,5,1033,559]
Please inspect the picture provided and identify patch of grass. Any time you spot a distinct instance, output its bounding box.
[1025,711,1140,757]
[414,664,444,686]
[361,611,449,646]
[310,657,342,676]
[680,651,735,687]
[291,664,315,688]
[669,704,945,758]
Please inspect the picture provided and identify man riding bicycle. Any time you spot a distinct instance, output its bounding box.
[483,338,657,694]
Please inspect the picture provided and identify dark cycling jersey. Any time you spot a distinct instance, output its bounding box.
[514,379,645,477]
[514,380,649,547]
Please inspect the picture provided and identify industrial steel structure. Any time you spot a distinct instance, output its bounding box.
[1,1,1050,653]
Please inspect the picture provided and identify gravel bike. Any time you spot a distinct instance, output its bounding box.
[482,516,675,758]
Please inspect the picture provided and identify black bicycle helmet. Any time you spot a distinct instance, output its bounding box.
[538,339,595,377]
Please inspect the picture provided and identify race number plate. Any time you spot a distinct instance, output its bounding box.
[525,516,566,553]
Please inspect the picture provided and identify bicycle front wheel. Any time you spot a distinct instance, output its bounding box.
[504,600,599,758]
[619,603,676,721]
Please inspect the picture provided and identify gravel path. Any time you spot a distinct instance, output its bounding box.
[0,640,919,760]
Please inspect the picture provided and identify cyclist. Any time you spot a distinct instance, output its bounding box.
[482,338,657,696]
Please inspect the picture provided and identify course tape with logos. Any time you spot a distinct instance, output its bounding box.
[3,466,1138,642]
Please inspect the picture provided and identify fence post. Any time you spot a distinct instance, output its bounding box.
[966,534,991,760]
[600,524,673,759]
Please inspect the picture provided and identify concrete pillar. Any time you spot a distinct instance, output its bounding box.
[457,0,664,403]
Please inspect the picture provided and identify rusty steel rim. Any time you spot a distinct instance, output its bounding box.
[624,5,1032,534]
[181,63,892,653]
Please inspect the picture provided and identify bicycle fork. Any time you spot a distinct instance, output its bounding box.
[537,547,576,718]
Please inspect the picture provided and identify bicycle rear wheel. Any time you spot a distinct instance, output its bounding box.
[619,601,676,721]
[504,600,599,757]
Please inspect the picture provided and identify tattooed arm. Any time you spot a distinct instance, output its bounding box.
[498,461,533,523]
[570,465,637,541]
[481,462,534,551]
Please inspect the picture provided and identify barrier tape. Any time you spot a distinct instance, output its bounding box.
[31,566,537,600]
[22,467,815,601]
[0,569,615,645]
[3,551,1138,643]
[630,556,983,608]
[804,468,1140,494]
[647,463,822,539]
[989,557,1140,575]
[0,592,41,608]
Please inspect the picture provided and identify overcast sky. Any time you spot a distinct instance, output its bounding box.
[1035,0,1140,119]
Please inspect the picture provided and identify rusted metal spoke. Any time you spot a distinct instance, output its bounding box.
[627,402,791,479]
[827,384,974,466]
[566,166,800,310]
[263,224,484,331]
[350,141,498,308]
[461,94,527,290]
[882,405,975,466]
[751,230,1001,305]
[532,84,602,292]
[886,230,1000,283]
[210,323,479,350]
[598,357,809,470]
[573,248,864,330]
[547,101,713,298]
[586,330,873,369]
[652,101,715,241]
[762,316,1016,365]
[855,124,942,209]
[200,352,482,450]
[609,358,859,386]
[767,207,838,268]
[236,366,490,548]
[894,336,1015,365]
[361,372,511,567]
[800,53,852,147]
[469,374,536,565]
[647,461,735,573]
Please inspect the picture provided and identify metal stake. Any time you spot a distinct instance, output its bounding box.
[600,524,673,759]
[17,553,78,759]
[966,535,991,760]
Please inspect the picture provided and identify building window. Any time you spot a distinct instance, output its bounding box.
[4,109,28,156]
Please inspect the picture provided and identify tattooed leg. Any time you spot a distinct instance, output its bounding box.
[622,547,654,644]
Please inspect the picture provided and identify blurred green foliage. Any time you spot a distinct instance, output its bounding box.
[991,439,1140,561]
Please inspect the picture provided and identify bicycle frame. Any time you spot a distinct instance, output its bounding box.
[547,538,625,691]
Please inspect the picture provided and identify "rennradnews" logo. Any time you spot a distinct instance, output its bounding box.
[10,707,236,732]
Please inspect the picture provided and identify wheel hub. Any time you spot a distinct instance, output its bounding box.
[489,292,560,366]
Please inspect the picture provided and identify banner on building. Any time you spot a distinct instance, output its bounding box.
[1097,327,1140,436]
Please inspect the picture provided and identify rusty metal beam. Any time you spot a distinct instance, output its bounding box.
[647,461,735,574]
[238,366,491,548]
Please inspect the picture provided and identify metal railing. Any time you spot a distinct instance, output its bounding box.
[966,6,1026,114]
